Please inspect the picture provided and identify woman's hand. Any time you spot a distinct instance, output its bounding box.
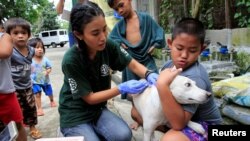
[118,80,148,95]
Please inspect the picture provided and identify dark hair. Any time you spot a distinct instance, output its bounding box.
[172,18,205,45]
[28,37,46,54]
[0,21,3,28]
[107,0,115,8]
[70,1,104,52]
[4,18,31,37]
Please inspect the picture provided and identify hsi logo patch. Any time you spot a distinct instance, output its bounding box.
[100,64,109,77]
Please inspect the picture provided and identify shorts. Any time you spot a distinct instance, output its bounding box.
[33,84,53,96]
[16,87,37,125]
[182,121,210,141]
[0,93,23,124]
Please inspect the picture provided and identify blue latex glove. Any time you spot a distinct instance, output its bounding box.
[118,80,148,95]
[146,73,159,85]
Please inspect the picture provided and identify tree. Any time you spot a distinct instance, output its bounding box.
[0,0,49,23]
[38,2,60,32]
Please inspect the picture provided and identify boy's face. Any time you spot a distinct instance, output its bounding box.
[112,0,132,18]
[9,26,30,48]
[168,33,204,70]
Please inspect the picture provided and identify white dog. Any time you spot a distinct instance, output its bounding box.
[132,75,211,141]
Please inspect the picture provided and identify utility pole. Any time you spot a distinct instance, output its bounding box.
[225,0,232,51]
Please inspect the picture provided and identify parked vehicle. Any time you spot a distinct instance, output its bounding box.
[38,29,68,48]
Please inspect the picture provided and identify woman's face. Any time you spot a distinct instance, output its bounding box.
[79,15,107,52]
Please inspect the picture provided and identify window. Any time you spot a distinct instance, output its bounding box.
[41,32,49,37]
[50,31,57,36]
[59,31,65,35]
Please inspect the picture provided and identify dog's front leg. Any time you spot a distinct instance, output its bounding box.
[187,121,205,135]
[143,121,157,141]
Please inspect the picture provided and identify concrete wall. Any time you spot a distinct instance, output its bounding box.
[206,28,250,46]
[166,28,250,49]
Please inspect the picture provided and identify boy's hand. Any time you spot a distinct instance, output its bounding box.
[158,67,182,86]
[147,46,155,55]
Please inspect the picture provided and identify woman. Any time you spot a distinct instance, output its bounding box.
[58,2,175,141]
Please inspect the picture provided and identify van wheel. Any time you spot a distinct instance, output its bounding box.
[51,43,56,48]
[60,43,64,47]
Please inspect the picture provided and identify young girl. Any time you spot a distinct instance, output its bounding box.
[28,38,56,116]
[58,2,177,141]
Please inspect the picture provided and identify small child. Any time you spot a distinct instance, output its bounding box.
[0,31,27,141]
[28,38,56,116]
[5,17,42,139]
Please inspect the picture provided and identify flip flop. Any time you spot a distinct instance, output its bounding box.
[30,129,42,139]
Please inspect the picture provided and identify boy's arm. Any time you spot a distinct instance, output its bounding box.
[0,33,13,59]
[157,68,193,130]
[56,0,65,14]
[147,15,166,49]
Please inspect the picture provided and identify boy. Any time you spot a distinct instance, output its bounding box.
[0,30,27,141]
[157,18,222,141]
[5,17,42,139]
[107,0,165,129]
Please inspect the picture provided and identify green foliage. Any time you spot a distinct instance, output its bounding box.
[0,0,49,24]
[234,0,250,27]
[40,3,60,31]
[159,0,183,33]
[33,3,60,34]
[159,0,250,30]
[235,52,250,73]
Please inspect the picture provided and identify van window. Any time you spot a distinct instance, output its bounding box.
[41,32,49,37]
[59,31,65,35]
[50,31,57,36]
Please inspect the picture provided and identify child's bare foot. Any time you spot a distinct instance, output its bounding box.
[50,101,57,107]
[130,122,140,131]
[37,109,44,116]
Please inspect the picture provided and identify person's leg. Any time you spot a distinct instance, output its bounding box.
[130,100,143,130]
[35,93,43,116]
[94,108,132,141]
[17,88,42,139]
[68,32,75,48]
[43,84,56,107]
[161,121,209,141]
[33,84,44,116]
[61,123,101,141]
[16,122,27,141]
[161,129,190,141]
[0,93,27,141]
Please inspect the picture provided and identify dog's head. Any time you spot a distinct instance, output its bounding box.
[170,75,211,104]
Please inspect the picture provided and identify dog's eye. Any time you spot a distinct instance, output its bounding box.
[185,82,191,87]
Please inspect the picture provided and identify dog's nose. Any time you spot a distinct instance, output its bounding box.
[206,92,211,98]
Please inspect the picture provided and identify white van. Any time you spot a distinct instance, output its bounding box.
[39,29,68,48]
